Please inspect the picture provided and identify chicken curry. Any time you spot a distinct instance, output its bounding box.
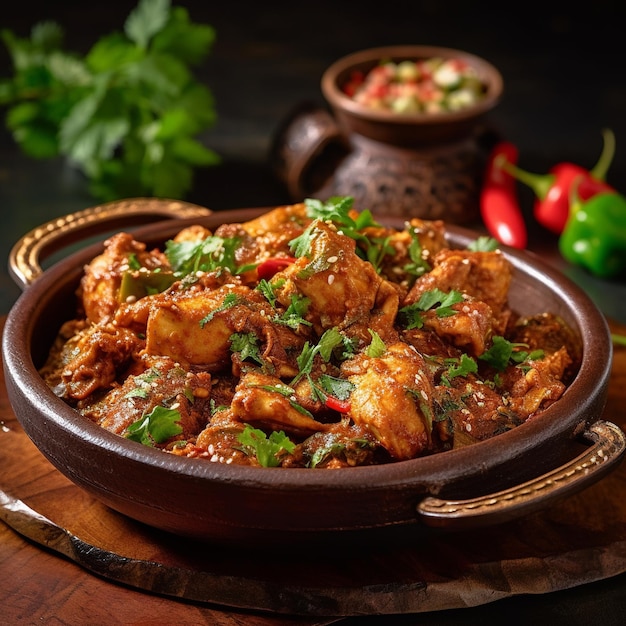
[40,197,581,468]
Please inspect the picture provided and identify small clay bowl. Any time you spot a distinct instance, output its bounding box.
[321,44,503,146]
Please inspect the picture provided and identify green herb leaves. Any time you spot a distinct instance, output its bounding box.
[399,288,464,330]
[300,197,393,272]
[238,424,295,467]
[0,0,218,201]
[126,405,183,446]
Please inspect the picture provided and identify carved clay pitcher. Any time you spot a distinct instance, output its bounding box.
[270,46,504,224]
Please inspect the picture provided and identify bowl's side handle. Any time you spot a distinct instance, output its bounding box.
[269,102,347,200]
[8,197,211,289]
[417,420,626,529]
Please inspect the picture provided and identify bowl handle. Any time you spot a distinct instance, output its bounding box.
[8,197,211,289]
[417,420,626,529]
[269,102,348,200]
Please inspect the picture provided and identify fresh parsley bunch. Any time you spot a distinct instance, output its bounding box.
[0,0,219,201]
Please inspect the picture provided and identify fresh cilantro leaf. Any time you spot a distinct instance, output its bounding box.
[318,374,354,401]
[304,196,357,224]
[479,336,544,372]
[275,293,311,329]
[289,223,316,259]
[151,6,216,65]
[166,235,242,277]
[478,336,514,371]
[125,405,183,446]
[403,226,431,280]
[229,332,264,366]
[468,236,499,252]
[124,0,170,50]
[418,288,464,315]
[441,353,478,385]
[256,279,277,307]
[125,387,149,400]
[237,424,295,468]
[399,288,464,329]
[317,327,345,361]
[302,197,392,272]
[199,292,238,327]
[291,327,346,386]
[0,0,218,202]
[365,329,386,357]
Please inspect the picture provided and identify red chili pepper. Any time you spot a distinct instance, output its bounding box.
[324,396,351,413]
[480,141,528,249]
[256,256,296,280]
[499,129,615,234]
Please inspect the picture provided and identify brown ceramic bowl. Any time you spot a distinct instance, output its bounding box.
[3,200,624,544]
[321,45,503,146]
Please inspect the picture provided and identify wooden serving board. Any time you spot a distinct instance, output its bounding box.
[2,315,626,617]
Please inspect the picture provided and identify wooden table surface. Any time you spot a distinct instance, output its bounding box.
[3,313,626,625]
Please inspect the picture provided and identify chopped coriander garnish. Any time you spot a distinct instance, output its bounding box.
[275,293,312,329]
[237,424,295,467]
[166,235,243,277]
[125,405,183,446]
[365,329,386,357]
[403,226,431,280]
[479,336,544,372]
[468,236,499,251]
[229,332,264,366]
[441,353,478,386]
[199,292,238,327]
[300,197,392,272]
[398,288,464,329]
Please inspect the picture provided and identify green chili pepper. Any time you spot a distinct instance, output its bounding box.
[558,188,626,278]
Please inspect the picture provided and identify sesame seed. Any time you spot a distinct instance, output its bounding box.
[327,255,338,263]
[328,274,335,285]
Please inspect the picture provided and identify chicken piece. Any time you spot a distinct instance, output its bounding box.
[79,232,170,324]
[172,224,212,243]
[144,282,303,377]
[404,248,512,319]
[273,220,399,341]
[432,379,522,449]
[500,347,571,418]
[508,312,582,384]
[79,355,212,440]
[49,323,143,400]
[186,409,256,465]
[341,342,434,460]
[419,298,498,357]
[239,203,309,238]
[371,218,448,288]
[284,421,380,468]
[143,284,266,369]
[231,370,328,436]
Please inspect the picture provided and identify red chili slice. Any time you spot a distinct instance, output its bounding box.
[256,256,296,280]
[325,396,351,413]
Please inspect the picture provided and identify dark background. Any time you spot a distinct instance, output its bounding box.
[2,0,626,316]
[2,1,626,624]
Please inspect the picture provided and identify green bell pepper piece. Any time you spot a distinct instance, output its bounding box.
[118,270,177,302]
[558,190,626,278]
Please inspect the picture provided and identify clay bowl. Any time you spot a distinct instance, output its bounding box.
[3,199,624,545]
[321,44,503,146]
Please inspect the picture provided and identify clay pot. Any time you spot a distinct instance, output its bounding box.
[3,199,624,544]
[270,45,504,223]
